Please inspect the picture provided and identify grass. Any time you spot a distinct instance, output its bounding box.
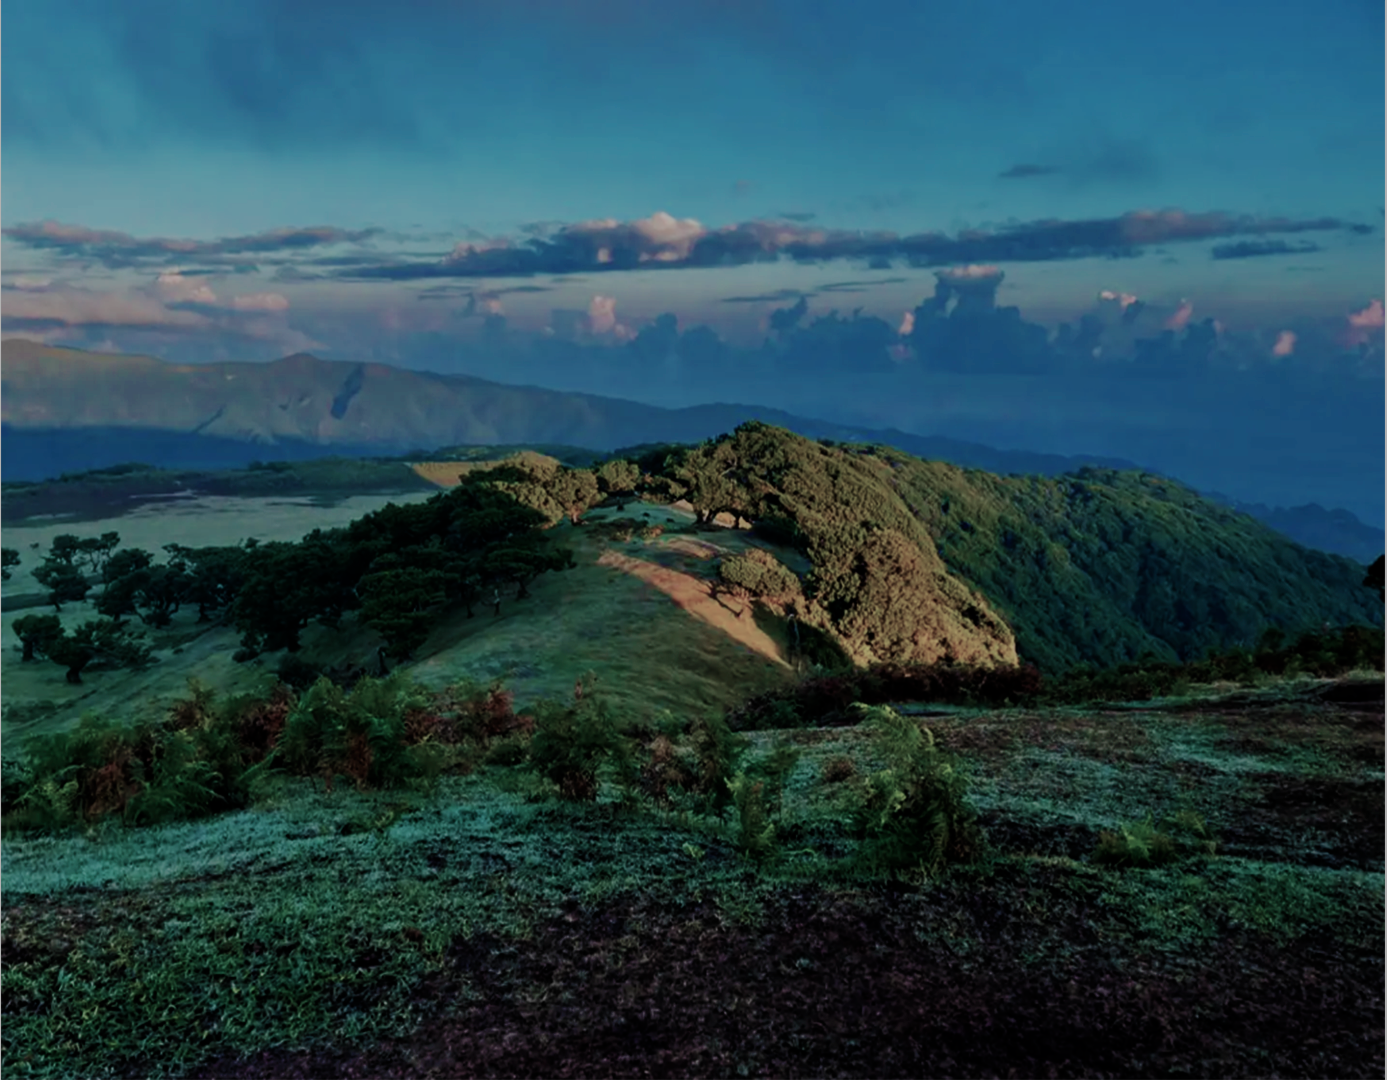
[1,478,1382,1077]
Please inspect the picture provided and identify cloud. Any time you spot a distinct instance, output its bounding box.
[1272,330,1297,357]
[332,208,1364,281]
[1,285,211,328]
[3,220,382,269]
[1210,239,1322,260]
[154,271,219,304]
[587,295,635,340]
[230,292,291,312]
[1346,299,1385,345]
[998,163,1057,179]
[1099,289,1140,309]
[720,289,807,304]
[898,310,915,336]
[1165,299,1194,331]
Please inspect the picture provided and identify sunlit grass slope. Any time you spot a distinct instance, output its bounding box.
[1,492,799,757]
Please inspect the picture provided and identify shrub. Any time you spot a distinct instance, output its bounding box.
[842,704,987,878]
[717,550,802,600]
[1092,809,1218,868]
[821,755,857,784]
[524,674,639,802]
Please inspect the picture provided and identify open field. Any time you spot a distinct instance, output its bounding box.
[1,675,1381,1077]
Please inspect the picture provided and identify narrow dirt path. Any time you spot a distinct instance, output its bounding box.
[595,550,792,669]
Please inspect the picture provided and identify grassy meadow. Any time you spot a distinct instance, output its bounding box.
[0,466,1382,1078]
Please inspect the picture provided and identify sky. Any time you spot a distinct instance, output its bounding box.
[2,0,1384,525]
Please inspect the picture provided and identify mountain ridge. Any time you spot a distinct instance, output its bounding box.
[3,340,1380,563]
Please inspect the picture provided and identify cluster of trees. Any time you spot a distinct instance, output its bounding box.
[6,424,1382,687]
[5,475,582,684]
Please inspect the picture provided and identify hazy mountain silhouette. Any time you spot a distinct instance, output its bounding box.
[3,340,1379,563]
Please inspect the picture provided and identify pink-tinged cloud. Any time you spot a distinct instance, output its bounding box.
[231,292,291,312]
[1272,330,1297,357]
[587,295,634,339]
[1346,299,1385,345]
[898,310,915,336]
[2,286,210,327]
[1099,289,1139,308]
[1165,299,1194,331]
[155,271,218,304]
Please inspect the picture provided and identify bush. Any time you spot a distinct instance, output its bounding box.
[842,704,987,878]
[524,674,639,802]
[717,549,802,599]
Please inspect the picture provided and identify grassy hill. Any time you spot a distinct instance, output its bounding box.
[0,435,1381,1079]
[3,428,1379,753]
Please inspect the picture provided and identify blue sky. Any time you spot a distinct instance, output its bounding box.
[2,0,1384,522]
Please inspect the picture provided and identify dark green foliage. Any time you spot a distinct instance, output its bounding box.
[275,654,328,692]
[1092,809,1217,869]
[727,660,1046,730]
[39,618,155,684]
[357,565,449,660]
[12,613,64,662]
[1,547,19,580]
[1364,555,1384,601]
[32,559,92,610]
[523,674,639,802]
[626,424,1378,675]
[842,704,987,878]
[100,547,154,588]
[749,515,804,551]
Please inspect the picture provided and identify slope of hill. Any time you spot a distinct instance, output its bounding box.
[639,425,1382,675]
[1197,491,1383,566]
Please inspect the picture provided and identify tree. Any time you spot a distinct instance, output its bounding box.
[357,565,450,661]
[483,534,576,599]
[595,459,641,505]
[1,548,19,581]
[33,560,92,610]
[12,613,63,662]
[164,543,254,623]
[1364,555,1384,602]
[78,532,122,581]
[548,468,602,524]
[43,618,155,684]
[102,547,154,588]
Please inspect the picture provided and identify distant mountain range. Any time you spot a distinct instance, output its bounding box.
[2,339,1380,564]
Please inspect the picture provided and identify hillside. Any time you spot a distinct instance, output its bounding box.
[1,426,1379,752]
[632,425,1382,674]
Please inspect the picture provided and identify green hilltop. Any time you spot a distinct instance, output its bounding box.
[620,423,1381,674]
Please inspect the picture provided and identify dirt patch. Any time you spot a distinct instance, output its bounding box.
[185,883,1385,1079]
[1225,773,1386,870]
[596,550,791,669]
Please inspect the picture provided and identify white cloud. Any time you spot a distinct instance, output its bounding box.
[154,271,218,305]
[3,286,211,327]
[898,310,915,336]
[1271,330,1297,357]
[230,292,291,312]
[1099,289,1139,308]
[588,294,633,339]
